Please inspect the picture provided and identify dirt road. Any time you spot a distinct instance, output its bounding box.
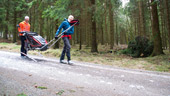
[0,51,170,96]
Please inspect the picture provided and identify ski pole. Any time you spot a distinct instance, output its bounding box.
[21,52,37,62]
[40,21,78,50]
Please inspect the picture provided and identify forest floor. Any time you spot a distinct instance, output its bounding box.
[0,39,170,73]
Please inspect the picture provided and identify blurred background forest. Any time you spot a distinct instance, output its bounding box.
[0,0,170,56]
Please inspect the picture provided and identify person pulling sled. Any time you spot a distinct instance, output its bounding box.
[18,16,30,59]
[55,15,78,65]
[18,16,48,60]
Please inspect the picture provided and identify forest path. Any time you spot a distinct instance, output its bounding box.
[0,51,170,96]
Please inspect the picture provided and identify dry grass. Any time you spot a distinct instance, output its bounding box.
[0,42,169,72]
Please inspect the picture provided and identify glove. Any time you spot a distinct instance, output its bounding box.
[55,35,58,40]
[22,32,27,36]
[23,33,26,36]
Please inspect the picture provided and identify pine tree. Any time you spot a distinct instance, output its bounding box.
[151,0,164,56]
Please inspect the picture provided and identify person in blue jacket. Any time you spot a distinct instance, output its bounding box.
[55,15,74,64]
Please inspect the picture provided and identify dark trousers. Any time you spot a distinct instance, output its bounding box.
[60,37,71,61]
[20,36,27,56]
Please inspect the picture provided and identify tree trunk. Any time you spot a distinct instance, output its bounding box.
[85,0,90,46]
[46,18,50,41]
[109,0,114,49]
[54,19,60,49]
[13,8,17,43]
[79,15,83,50]
[138,0,146,36]
[101,21,104,45]
[165,0,170,52]
[38,0,44,37]
[163,13,168,49]
[116,19,118,45]
[160,0,166,49]
[137,16,140,36]
[4,0,9,39]
[104,0,108,44]
[135,17,137,36]
[39,13,44,36]
[148,0,153,40]
[0,25,3,38]
[90,0,98,52]
[151,0,164,56]
[32,5,36,32]
[120,29,123,44]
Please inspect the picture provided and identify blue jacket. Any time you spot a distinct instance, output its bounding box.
[55,19,74,36]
